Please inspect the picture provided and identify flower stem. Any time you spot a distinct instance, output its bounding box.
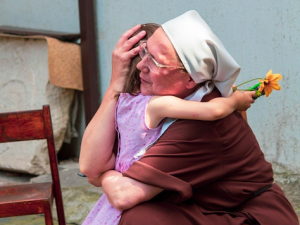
[235,78,263,88]
[248,82,262,90]
[238,89,254,91]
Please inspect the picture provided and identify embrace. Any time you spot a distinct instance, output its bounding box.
[79,10,298,225]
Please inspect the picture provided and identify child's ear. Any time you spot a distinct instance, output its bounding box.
[186,76,198,89]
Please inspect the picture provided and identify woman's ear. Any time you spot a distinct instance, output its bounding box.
[186,76,198,89]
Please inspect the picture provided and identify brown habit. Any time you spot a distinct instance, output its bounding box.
[119,89,298,225]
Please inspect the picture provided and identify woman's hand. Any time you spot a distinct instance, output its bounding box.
[110,24,146,92]
[232,90,256,111]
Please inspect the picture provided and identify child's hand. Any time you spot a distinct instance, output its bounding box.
[232,90,256,111]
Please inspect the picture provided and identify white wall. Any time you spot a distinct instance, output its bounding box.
[0,0,80,33]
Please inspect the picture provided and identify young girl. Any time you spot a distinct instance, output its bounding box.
[82,24,254,225]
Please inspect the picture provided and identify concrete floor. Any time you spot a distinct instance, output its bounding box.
[0,215,61,225]
[0,159,102,225]
[0,161,299,224]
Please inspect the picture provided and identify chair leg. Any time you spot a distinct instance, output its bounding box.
[55,195,66,225]
[44,203,54,225]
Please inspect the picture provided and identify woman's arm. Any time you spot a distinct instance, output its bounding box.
[146,90,255,128]
[79,25,146,177]
[88,170,163,211]
[79,87,118,177]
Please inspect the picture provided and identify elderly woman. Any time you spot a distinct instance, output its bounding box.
[80,11,299,225]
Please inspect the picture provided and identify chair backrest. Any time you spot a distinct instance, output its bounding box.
[0,105,64,214]
[0,107,49,143]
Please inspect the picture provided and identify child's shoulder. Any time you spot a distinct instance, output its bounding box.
[119,92,152,104]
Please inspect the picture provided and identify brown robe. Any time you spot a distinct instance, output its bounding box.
[119,89,299,225]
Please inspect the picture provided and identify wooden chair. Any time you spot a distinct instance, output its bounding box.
[0,105,66,225]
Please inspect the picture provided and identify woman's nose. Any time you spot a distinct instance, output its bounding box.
[137,57,149,73]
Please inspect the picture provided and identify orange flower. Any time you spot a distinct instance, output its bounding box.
[258,70,282,97]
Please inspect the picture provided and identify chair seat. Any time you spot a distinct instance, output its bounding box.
[0,182,53,217]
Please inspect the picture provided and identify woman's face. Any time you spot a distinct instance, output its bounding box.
[137,28,191,98]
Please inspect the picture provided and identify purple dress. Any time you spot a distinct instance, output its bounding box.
[82,93,163,225]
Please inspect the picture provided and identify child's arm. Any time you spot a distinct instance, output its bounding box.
[146,90,255,128]
[86,170,163,211]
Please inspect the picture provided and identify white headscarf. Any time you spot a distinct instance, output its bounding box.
[162,10,240,97]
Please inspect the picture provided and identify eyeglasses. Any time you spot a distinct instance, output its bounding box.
[139,41,185,74]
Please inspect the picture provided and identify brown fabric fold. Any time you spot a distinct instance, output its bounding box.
[123,161,192,203]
